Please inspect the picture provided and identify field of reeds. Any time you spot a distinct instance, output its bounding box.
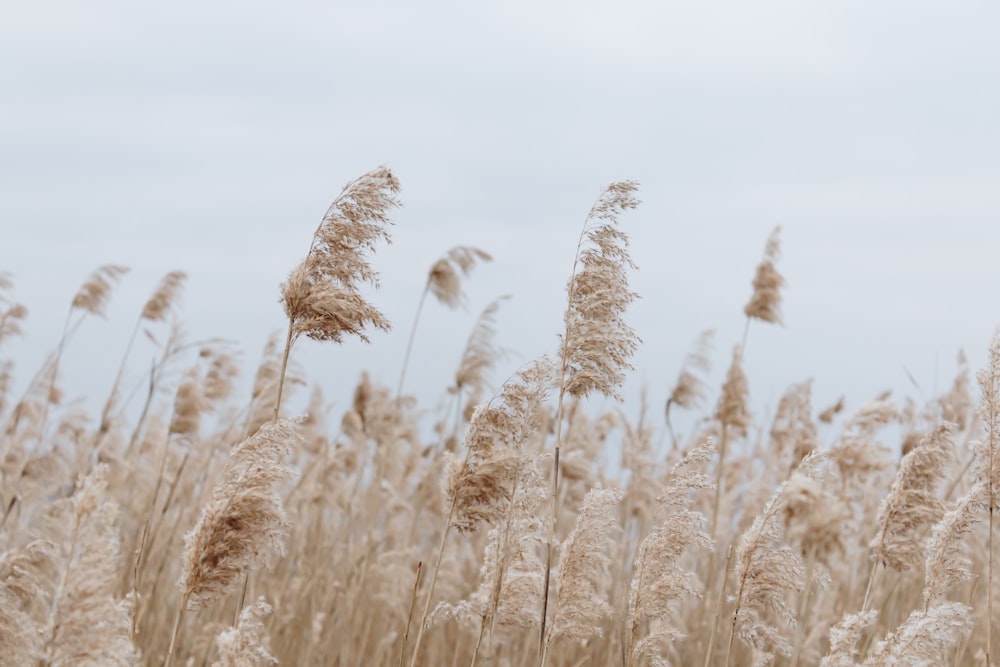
[1,166,998,667]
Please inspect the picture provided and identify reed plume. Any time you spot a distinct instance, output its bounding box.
[543,180,640,654]
[0,540,54,665]
[626,439,715,667]
[410,358,552,666]
[863,602,971,666]
[865,424,952,610]
[976,331,1000,664]
[543,484,623,664]
[724,454,821,666]
[96,270,188,450]
[0,274,28,345]
[278,166,401,419]
[40,464,139,666]
[166,418,301,665]
[665,329,713,446]
[742,225,784,350]
[71,264,130,318]
[397,245,492,399]
[212,597,278,667]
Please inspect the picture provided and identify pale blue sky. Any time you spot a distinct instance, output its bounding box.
[3,1,999,437]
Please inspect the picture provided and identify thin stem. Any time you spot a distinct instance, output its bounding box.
[739,316,751,358]
[396,283,430,403]
[703,545,733,667]
[164,594,189,667]
[35,308,74,448]
[861,559,879,614]
[95,315,142,451]
[723,553,748,667]
[271,320,295,426]
[709,425,729,539]
[789,555,815,667]
[399,562,423,667]
[408,502,457,667]
[539,388,566,664]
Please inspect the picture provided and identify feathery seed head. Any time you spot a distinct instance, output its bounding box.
[71,264,129,317]
[280,165,401,344]
[743,226,784,324]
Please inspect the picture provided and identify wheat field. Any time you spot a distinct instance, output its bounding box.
[1,166,997,667]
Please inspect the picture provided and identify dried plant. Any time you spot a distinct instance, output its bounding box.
[40,464,139,666]
[923,481,987,608]
[409,359,552,667]
[427,246,493,309]
[544,484,623,660]
[277,166,401,423]
[0,274,28,344]
[451,295,510,399]
[7,181,1000,667]
[820,610,878,667]
[167,418,301,665]
[71,264,130,317]
[866,424,952,609]
[141,270,188,323]
[976,331,1000,663]
[665,329,714,446]
[0,540,55,666]
[397,245,492,401]
[626,439,715,666]
[863,602,971,666]
[212,597,278,667]
[724,454,822,666]
[742,226,784,333]
[543,180,640,655]
[557,181,640,402]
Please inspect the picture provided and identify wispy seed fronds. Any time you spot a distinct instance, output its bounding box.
[743,226,784,324]
[71,264,129,317]
[869,423,952,572]
[0,274,28,343]
[862,602,971,666]
[212,597,278,667]
[819,610,878,667]
[559,181,641,401]
[427,246,492,308]
[42,464,139,666]
[179,418,302,609]
[280,166,401,344]
[666,329,714,412]
[628,440,715,664]
[445,359,552,533]
[141,270,188,322]
[452,295,510,396]
[923,480,987,606]
[715,346,750,438]
[549,484,624,645]
[975,332,1000,492]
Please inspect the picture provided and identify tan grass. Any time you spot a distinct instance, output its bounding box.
[2,177,998,667]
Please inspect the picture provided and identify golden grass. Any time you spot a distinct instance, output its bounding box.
[1,170,998,666]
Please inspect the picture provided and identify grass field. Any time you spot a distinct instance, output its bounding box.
[1,167,997,666]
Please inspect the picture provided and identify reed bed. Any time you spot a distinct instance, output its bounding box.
[1,168,997,666]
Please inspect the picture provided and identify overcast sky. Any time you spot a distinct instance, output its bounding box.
[3,1,999,438]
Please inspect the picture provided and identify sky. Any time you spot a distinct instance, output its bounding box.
[2,1,1000,440]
